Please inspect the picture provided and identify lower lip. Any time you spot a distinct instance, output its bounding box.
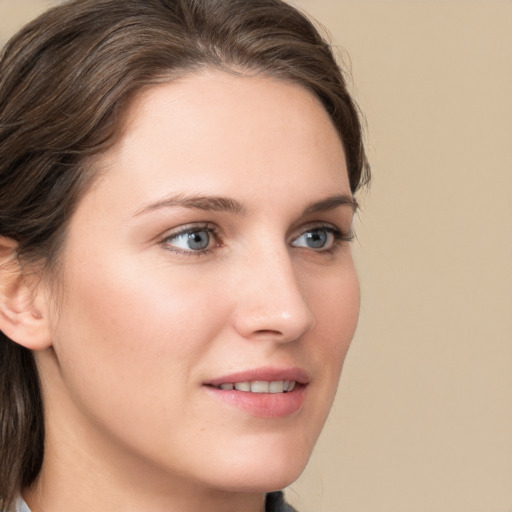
[203,385,307,418]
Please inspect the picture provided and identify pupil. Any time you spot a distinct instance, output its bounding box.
[307,230,327,248]
[188,231,209,250]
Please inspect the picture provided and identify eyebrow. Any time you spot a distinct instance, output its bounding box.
[134,193,248,217]
[134,192,357,217]
[302,194,358,215]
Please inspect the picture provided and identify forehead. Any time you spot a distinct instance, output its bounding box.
[92,70,350,212]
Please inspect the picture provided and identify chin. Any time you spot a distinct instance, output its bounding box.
[220,465,307,494]
[207,435,314,493]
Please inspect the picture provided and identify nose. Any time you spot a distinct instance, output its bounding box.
[230,246,316,343]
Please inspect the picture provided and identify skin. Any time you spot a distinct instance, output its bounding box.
[24,70,360,512]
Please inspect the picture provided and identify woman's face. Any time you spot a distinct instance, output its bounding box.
[40,70,359,494]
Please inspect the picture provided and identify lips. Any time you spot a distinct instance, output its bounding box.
[203,367,309,417]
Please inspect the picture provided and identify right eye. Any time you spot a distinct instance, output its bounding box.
[291,228,335,250]
[162,225,219,255]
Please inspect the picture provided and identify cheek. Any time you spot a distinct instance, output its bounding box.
[305,260,360,389]
[50,250,229,417]
[60,251,222,343]
[308,254,359,330]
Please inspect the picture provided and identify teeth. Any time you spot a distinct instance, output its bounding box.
[234,382,251,392]
[269,380,284,393]
[217,380,297,393]
[251,381,269,393]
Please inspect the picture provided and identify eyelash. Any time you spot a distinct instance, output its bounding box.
[160,223,354,257]
[160,223,221,257]
[295,224,355,252]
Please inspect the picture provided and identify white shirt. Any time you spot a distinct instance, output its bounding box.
[14,497,31,512]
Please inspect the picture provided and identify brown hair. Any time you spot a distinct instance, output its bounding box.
[0,0,370,508]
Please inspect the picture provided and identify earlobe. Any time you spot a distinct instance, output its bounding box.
[0,237,52,350]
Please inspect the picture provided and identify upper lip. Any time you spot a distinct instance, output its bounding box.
[204,366,310,387]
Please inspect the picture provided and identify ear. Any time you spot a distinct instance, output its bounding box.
[0,237,52,350]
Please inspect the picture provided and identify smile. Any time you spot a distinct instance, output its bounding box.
[211,380,297,393]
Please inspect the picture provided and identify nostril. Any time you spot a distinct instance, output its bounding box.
[254,329,283,336]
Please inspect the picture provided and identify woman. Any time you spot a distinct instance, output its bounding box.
[0,0,370,511]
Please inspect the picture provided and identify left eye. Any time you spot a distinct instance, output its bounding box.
[291,228,336,250]
[164,228,214,252]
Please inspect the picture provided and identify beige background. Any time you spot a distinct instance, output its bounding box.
[1,1,511,511]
